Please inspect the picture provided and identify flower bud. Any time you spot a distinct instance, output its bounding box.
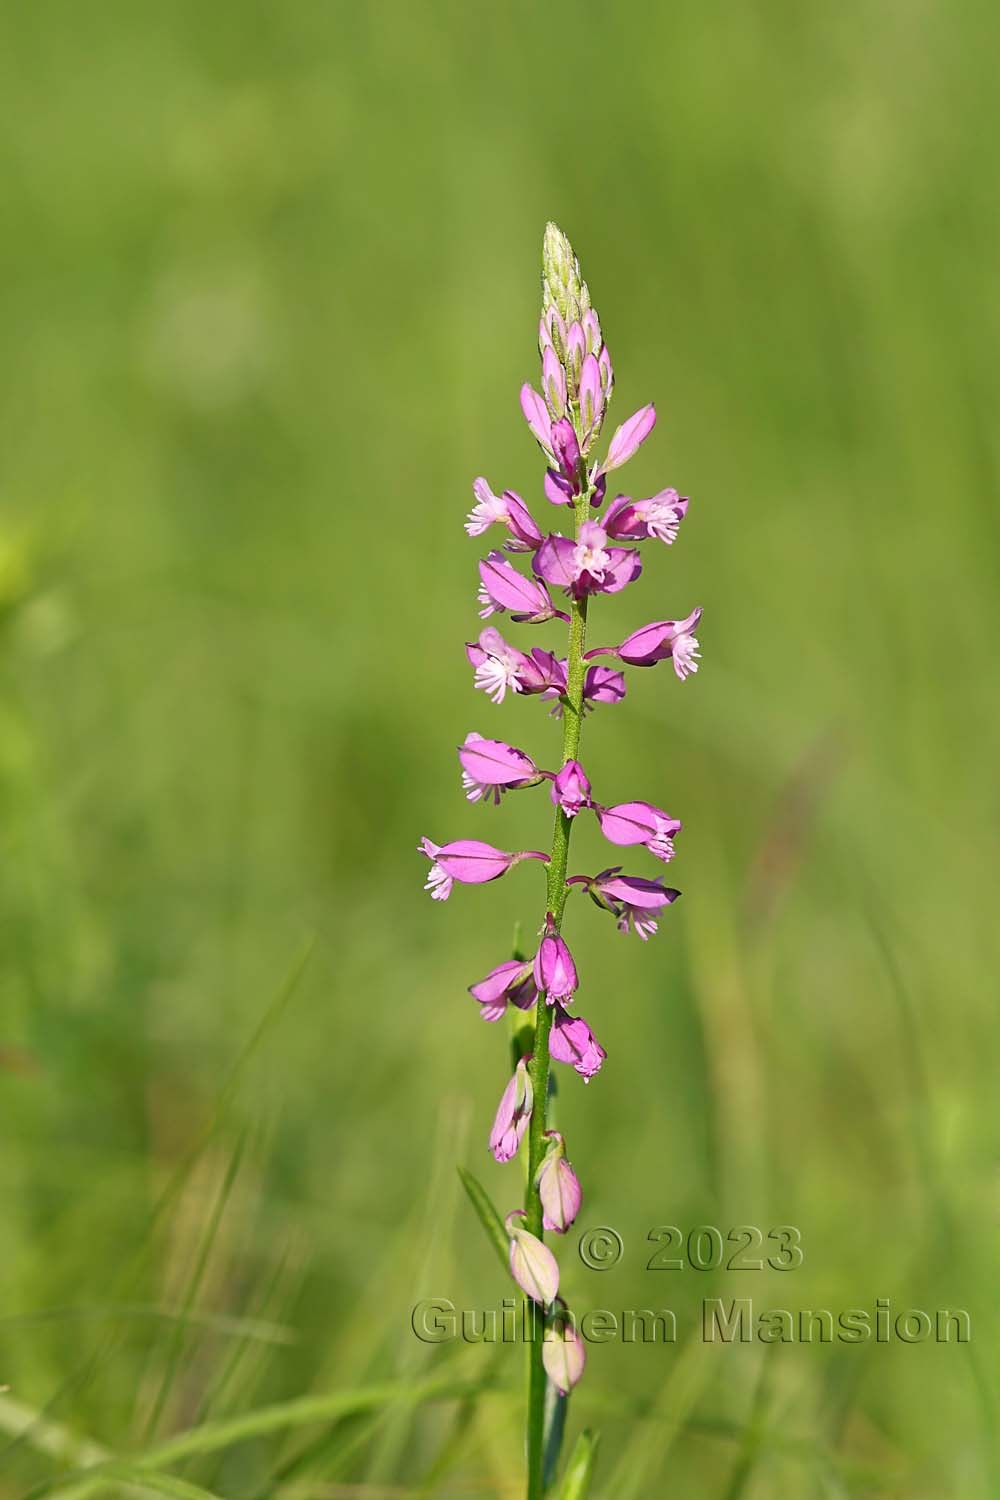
[542,1301,586,1394]
[489,1055,534,1162]
[578,353,605,450]
[533,916,578,1007]
[542,345,567,420]
[535,1131,582,1233]
[542,222,592,330]
[564,322,586,396]
[551,759,591,818]
[505,1209,560,1306]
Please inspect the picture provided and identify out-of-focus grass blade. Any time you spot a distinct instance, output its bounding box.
[556,1428,600,1499]
[0,942,315,1472]
[141,1130,249,1441]
[25,1375,485,1499]
[25,1464,224,1500]
[457,1167,508,1271]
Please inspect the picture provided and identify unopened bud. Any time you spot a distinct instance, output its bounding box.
[542,222,592,330]
[543,1300,586,1394]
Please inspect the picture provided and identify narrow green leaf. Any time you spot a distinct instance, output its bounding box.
[457,1167,509,1270]
[24,1377,483,1499]
[557,1429,600,1500]
[23,1463,225,1500]
[542,1383,568,1493]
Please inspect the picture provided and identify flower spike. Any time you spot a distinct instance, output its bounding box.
[424,224,706,1455]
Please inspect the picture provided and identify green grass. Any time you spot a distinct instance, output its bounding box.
[0,0,998,1494]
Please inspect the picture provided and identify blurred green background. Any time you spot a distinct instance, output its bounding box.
[1,1,997,1496]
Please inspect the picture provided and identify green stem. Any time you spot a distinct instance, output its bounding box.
[524,480,590,1500]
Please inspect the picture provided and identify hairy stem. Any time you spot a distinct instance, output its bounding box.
[524,480,590,1500]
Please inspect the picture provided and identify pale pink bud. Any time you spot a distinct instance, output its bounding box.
[535,1131,582,1233]
[542,346,567,420]
[542,1302,586,1394]
[505,1209,560,1306]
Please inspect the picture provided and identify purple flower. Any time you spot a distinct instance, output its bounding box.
[586,608,703,681]
[534,522,642,598]
[533,918,578,1006]
[478,551,567,624]
[549,1005,606,1081]
[582,308,602,355]
[543,468,576,508]
[458,732,540,804]
[520,647,568,698]
[544,664,626,720]
[469,958,538,1021]
[602,489,689,547]
[465,478,509,537]
[550,418,581,483]
[465,482,542,552]
[490,1056,534,1162]
[467,631,571,706]
[576,867,681,939]
[502,492,544,552]
[419,838,548,901]
[535,1132,582,1233]
[506,1209,560,1305]
[596,801,682,863]
[551,760,591,818]
[584,665,626,708]
[597,404,656,475]
[466,627,534,704]
[520,383,554,458]
[542,1302,586,1393]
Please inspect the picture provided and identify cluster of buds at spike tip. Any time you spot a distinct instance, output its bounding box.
[421,223,706,1403]
[528,222,615,463]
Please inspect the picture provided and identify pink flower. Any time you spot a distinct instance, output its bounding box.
[533,917,578,1006]
[602,489,689,547]
[521,647,568,698]
[586,608,703,681]
[542,1303,586,1393]
[478,551,567,624]
[419,838,548,901]
[490,1056,533,1162]
[505,1209,560,1305]
[597,403,656,475]
[534,523,642,598]
[549,1005,606,1080]
[551,760,591,817]
[458,732,539,805]
[544,468,576,508]
[466,631,571,706]
[520,383,554,458]
[550,418,581,483]
[577,867,681,939]
[535,1132,582,1233]
[584,665,626,708]
[469,959,538,1021]
[465,482,542,552]
[596,801,682,863]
